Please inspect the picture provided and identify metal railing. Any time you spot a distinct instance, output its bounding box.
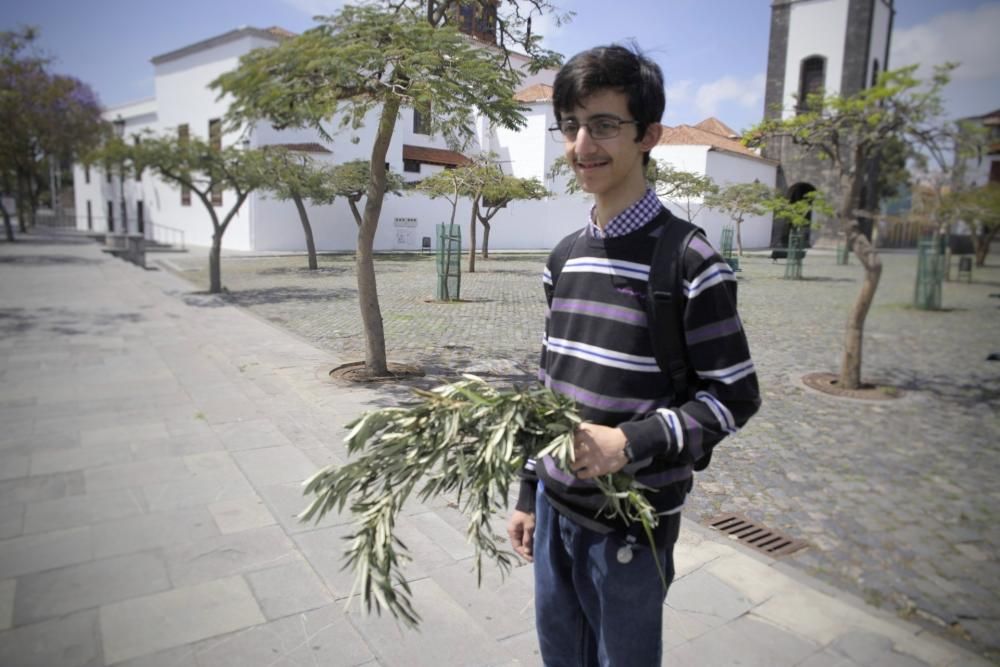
[146,222,186,250]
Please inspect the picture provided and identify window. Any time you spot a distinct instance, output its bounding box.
[990,161,1000,184]
[871,59,880,88]
[209,119,222,206]
[797,56,826,114]
[85,164,90,184]
[178,124,191,206]
[459,4,475,33]
[208,118,222,152]
[137,201,145,234]
[86,200,92,230]
[404,159,421,173]
[106,169,112,184]
[107,200,114,232]
[413,103,431,135]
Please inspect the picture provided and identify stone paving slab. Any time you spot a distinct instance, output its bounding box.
[13,551,170,625]
[99,576,266,665]
[166,244,1000,661]
[0,232,994,666]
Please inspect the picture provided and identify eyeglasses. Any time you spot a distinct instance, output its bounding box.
[549,116,640,141]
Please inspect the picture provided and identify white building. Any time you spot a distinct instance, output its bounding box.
[653,119,777,250]
[74,26,773,253]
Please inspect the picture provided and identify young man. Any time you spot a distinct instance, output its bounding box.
[507,45,761,666]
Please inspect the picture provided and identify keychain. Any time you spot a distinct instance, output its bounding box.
[616,535,638,564]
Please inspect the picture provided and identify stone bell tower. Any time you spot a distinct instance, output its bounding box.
[761,0,895,246]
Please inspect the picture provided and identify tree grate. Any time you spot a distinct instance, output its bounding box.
[704,513,808,558]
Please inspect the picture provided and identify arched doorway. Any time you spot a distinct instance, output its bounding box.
[772,182,816,248]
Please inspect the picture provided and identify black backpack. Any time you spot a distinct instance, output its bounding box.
[548,212,716,471]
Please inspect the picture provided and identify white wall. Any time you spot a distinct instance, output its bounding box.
[783,0,850,117]
[870,0,893,82]
[150,36,279,251]
[704,150,777,250]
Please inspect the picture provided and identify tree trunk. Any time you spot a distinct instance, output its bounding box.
[468,200,477,273]
[356,96,401,376]
[0,198,13,242]
[292,193,318,270]
[838,170,880,390]
[736,219,744,256]
[975,227,997,267]
[209,231,223,294]
[481,221,491,259]
[16,173,28,233]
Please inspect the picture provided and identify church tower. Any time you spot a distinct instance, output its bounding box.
[762,0,895,245]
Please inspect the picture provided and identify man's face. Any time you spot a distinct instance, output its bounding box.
[559,89,658,199]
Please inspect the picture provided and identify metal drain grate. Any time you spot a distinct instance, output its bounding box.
[704,513,808,557]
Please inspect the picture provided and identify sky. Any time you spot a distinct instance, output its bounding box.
[4,0,999,134]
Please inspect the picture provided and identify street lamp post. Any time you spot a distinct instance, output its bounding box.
[113,116,127,237]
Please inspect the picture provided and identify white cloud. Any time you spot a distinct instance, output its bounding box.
[892,4,1000,81]
[693,73,766,117]
[666,79,692,106]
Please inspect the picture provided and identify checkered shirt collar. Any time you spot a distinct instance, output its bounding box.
[588,188,663,239]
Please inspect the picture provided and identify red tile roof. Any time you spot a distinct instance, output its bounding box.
[694,117,739,139]
[658,124,759,158]
[514,84,553,103]
[403,144,470,167]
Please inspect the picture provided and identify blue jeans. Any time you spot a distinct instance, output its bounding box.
[533,487,678,667]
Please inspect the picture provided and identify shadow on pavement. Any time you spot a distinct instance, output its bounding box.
[0,307,145,336]
[0,254,102,266]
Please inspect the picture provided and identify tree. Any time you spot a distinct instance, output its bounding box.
[213,2,563,376]
[415,155,546,272]
[705,181,772,256]
[131,133,269,293]
[327,158,405,230]
[762,189,834,236]
[0,27,103,240]
[948,184,1000,266]
[477,172,548,259]
[259,148,340,270]
[649,161,718,225]
[746,65,955,389]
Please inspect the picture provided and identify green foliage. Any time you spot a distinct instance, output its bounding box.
[762,190,834,229]
[946,183,1000,234]
[259,148,340,205]
[0,27,103,218]
[212,5,529,146]
[301,375,658,628]
[649,161,718,223]
[745,64,956,222]
[705,180,772,225]
[131,134,270,219]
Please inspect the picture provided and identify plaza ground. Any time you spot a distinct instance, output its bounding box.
[0,228,995,665]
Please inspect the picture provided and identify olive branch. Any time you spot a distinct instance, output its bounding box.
[299,375,662,627]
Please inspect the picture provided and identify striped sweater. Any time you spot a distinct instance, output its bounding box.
[516,206,761,533]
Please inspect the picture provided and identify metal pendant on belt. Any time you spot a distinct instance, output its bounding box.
[617,535,638,564]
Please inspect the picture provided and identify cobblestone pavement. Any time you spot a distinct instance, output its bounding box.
[166,247,1000,661]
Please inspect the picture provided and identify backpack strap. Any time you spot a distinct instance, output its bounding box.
[646,212,701,405]
[548,229,583,289]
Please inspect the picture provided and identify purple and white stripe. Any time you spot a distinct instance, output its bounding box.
[684,261,736,298]
[696,390,738,434]
[546,337,659,372]
[563,256,650,281]
[540,373,665,413]
[551,298,647,327]
[686,315,744,346]
[697,359,756,385]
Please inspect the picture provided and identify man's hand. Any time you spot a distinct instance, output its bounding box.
[570,423,629,479]
[507,510,535,562]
